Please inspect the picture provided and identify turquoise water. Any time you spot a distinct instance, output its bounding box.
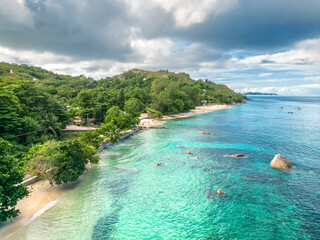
[9,96,320,239]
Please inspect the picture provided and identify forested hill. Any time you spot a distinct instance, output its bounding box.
[1,62,245,122]
[0,62,246,143]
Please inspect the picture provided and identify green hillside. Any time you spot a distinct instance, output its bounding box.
[0,62,246,220]
[1,63,246,124]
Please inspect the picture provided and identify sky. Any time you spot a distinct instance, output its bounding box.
[0,0,320,95]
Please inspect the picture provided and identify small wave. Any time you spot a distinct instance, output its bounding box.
[25,201,57,226]
[5,201,57,239]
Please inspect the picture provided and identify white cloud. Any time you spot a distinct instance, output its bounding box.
[149,0,238,27]
[258,73,273,77]
[130,37,173,63]
[0,0,34,27]
[236,38,320,72]
[0,37,223,79]
[303,75,320,82]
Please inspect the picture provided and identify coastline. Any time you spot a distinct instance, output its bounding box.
[0,104,231,239]
[139,104,231,128]
[0,180,72,239]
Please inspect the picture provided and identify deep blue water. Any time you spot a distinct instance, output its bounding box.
[9,96,320,239]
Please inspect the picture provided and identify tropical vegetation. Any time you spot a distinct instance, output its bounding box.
[0,62,246,221]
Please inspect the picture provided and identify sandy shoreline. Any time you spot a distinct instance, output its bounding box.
[0,180,73,239]
[0,104,230,239]
[139,104,230,128]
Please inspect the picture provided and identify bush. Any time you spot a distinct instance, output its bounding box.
[25,139,99,185]
[146,108,163,119]
[155,111,163,119]
[105,106,139,130]
[173,99,185,112]
[51,140,89,185]
[146,107,156,119]
[0,138,28,222]
[124,98,145,118]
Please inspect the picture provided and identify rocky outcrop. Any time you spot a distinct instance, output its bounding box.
[270,154,292,169]
[216,189,224,195]
[186,150,191,155]
[198,131,210,135]
[224,154,245,158]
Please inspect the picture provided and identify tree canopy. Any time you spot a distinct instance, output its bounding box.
[0,138,28,222]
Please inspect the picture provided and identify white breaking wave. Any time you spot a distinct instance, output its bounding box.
[5,200,57,239]
[24,200,57,226]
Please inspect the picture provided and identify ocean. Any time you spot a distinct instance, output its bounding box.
[9,96,320,239]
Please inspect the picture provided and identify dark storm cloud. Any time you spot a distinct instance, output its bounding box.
[161,0,320,51]
[0,0,320,61]
[0,0,136,60]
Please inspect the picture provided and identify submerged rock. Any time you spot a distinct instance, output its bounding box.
[209,165,223,169]
[155,163,164,167]
[216,189,224,195]
[205,189,215,199]
[177,145,185,148]
[224,154,245,158]
[242,173,282,183]
[116,167,139,172]
[190,165,202,169]
[194,156,200,160]
[309,170,317,175]
[242,175,269,182]
[270,154,292,169]
[186,150,191,155]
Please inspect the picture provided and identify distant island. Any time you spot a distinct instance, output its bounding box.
[244,92,278,95]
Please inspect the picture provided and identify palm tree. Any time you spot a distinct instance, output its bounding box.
[99,123,121,145]
[42,113,62,137]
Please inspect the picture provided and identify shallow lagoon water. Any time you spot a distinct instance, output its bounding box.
[10,96,320,239]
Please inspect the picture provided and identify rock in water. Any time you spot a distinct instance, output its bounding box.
[270,154,292,169]
[216,189,224,195]
[186,150,191,155]
[198,131,210,135]
[177,145,185,148]
[224,154,245,158]
[155,163,164,167]
[117,167,139,172]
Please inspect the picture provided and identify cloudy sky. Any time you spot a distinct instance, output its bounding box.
[1,0,320,95]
